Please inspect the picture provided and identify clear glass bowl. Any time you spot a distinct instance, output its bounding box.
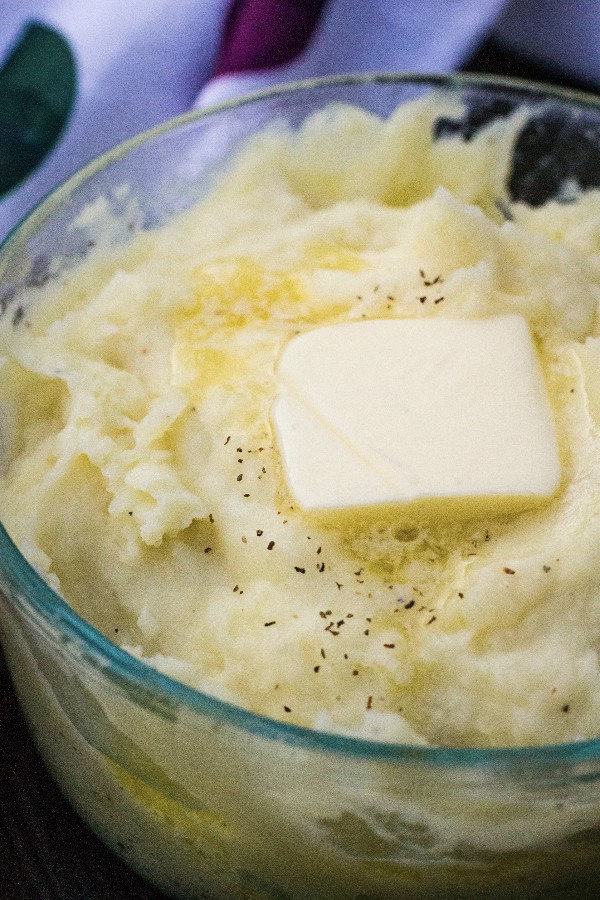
[1,73,600,900]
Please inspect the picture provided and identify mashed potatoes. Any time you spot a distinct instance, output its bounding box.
[2,96,600,749]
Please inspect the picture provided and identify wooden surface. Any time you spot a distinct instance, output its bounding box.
[0,40,597,900]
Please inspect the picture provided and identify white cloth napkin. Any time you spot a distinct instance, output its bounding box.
[0,0,597,240]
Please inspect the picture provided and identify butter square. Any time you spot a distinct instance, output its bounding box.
[272,316,560,520]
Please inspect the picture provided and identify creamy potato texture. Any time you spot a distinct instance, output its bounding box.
[2,97,600,748]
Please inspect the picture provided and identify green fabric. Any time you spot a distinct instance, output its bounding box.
[0,22,76,197]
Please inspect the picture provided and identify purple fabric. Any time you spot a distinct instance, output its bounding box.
[213,0,329,76]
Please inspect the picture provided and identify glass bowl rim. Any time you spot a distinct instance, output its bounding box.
[2,70,600,769]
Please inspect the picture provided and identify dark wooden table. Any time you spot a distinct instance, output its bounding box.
[0,39,596,900]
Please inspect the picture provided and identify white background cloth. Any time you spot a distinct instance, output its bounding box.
[0,0,597,240]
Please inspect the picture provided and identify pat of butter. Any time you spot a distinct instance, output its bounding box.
[272,316,560,520]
